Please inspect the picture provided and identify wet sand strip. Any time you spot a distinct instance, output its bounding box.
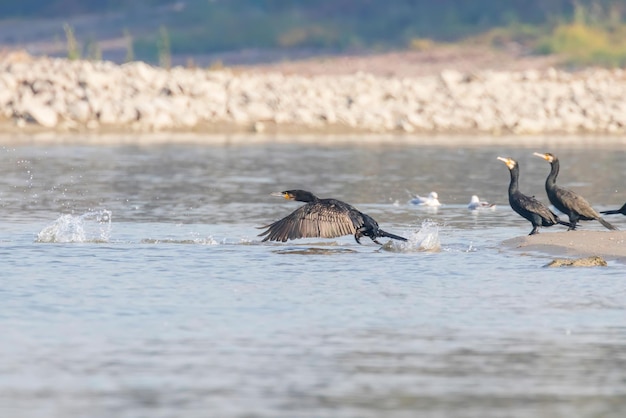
[504,230,626,262]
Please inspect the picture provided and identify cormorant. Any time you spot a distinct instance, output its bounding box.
[600,202,626,216]
[497,157,573,235]
[533,152,617,231]
[468,195,495,210]
[408,191,441,206]
[258,190,407,244]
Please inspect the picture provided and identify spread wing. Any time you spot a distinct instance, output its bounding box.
[258,203,357,242]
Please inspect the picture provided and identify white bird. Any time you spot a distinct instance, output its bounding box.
[408,191,441,207]
[467,195,495,210]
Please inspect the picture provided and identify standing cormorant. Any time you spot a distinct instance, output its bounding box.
[497,157,573,235]
[533,152,617,231]
[258,190,407,244]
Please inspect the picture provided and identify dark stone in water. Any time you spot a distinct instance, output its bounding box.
[545,256,608,268]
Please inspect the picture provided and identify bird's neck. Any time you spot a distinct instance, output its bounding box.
[508,166,520,195]
[297,192,319,203]
[546,160,559,189]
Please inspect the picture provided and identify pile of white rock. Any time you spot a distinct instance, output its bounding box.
[2,54,626,134]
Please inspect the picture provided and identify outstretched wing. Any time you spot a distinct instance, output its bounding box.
[258,203,357,242]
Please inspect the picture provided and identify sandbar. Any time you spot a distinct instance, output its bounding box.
[504,230,626,262]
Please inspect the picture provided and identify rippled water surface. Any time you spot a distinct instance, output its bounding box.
[1,135,625,418]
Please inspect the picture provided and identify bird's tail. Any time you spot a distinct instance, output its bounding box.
[598,217,619,230]
[557,219,576,230]
[378,229,408,242]
[600,209,620,215]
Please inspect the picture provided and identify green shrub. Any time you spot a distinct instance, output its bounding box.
[123,29,134,63]
[63,23,80,60]
[157,26,171,69]
[536,23,626,67]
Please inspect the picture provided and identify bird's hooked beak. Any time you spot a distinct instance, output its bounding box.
[497,156,515,170]
[533,152,554,163]
[270,191,293,200]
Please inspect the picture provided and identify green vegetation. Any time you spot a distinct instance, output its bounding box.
[470,2,626,67]
[535,2,626,67]
[134,0,626,67]
[536,23,626,67]
[3,0,626,67]
[84,35,102,61]
[63,23,80,60]
[157,26,172,69]
[123,29,134,63]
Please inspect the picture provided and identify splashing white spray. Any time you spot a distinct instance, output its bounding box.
[384,220,440,252]
[411,220,441,251]
[36,210,112,243]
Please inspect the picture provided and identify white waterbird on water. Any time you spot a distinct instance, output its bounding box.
[408,191,441,207]
[468,195,495,210]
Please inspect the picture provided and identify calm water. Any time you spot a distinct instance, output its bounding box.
[1,136,625,418]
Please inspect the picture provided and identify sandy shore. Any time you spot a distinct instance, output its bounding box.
[504,231,626,262]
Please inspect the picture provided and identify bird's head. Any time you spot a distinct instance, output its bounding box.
[271,191,296,200]
[270,190,317,202]
[533,152,555,163]
[497,156,517,170]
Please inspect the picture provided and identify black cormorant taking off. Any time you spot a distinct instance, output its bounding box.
[497,157,573,235]
[258,190,407,244]
[533,152,617,231]
[601,202,626,216]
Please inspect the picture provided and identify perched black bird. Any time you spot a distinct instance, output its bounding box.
[600,202,626,216]
[533,152,617,231]
[497,157,573,235]
[258,190,407,244]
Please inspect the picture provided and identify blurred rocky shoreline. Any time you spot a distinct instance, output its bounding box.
[2,52,626,135]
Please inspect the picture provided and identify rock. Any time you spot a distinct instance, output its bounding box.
[252,121,266,133]
[98,102,119,125]
[398,118,415,132]
[440,69,465,86]
[245,101,274,121]
[3,55,626,134]
[545,256,608,268]
[118,102,139,124]
[23,99,58,127]
[31,79,52,94]
[151,111,174,130]
[177,112,198,128]
[0,88,12,108]
[67,100,91,122]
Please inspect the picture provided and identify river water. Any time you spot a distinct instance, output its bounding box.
[1,135,625,418]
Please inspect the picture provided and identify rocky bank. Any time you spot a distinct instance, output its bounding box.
[2,53,626,135]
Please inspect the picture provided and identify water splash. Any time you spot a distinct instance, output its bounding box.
[384,220,441,252]
[36,210,112,243]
